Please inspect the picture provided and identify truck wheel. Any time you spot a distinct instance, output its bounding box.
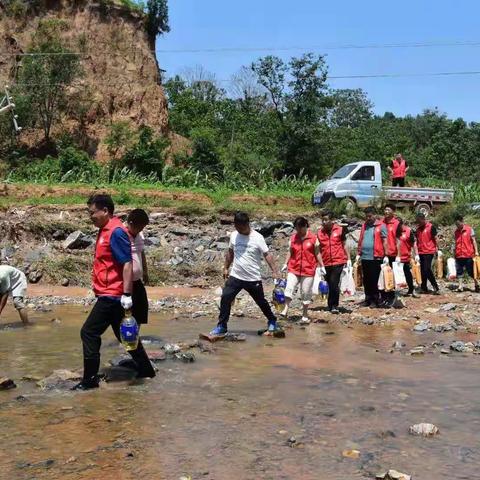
[345,198,356,214]
[415,203,431,216]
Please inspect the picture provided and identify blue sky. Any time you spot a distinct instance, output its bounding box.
[156,0,480,121]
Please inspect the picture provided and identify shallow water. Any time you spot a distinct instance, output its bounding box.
[0,304,479,480]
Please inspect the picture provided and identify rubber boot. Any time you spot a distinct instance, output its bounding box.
[71,358,100,390]
[128,342,156,379]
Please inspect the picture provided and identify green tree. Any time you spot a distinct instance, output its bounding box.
[329,89,373,128]
[145,0,170,43]
[17,19,83,142]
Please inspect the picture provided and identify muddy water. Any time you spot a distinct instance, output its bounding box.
[0,304,479,480]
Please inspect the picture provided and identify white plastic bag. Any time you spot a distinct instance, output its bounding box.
[340,265,356,296]
[377,266,385,291]
[312,268,322,295]
[447,257,457,280]
[393,261,407,289]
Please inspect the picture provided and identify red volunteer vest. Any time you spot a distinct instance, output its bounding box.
[416,222,437,255]
[392,159,406,178]
[287,231,317,277]
[399,226,414,263]
[317,224,348,267]
[383,216,401,257]
[455,224,475,259]
[358,221,385,258]
[93,216,129,297]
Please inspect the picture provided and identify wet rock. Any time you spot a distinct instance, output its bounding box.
[163,343,181,354]
[140,335,165,346]
[147,350,167,362]
[409,423,439,436]
[174,352,196,363]
[392,341,406,350]
[192,311,206,318]
[28,270,43,284]
[287,436,297,447]
[342,449,360,459]
[63,231,93,250]
[102,366,137,382]
[37,370,82,390]
[61,278,69,287]
[440,303,457,312]
[440,349,450,355]
[450,341,468,352]
[409,346,425,355]
[224,332,247,342]
[376,470,411,480]
[109,355,136,369]
[362,318,374,326]
[0,377,16,390]
[424,307,439,314]
[413,320,430,332]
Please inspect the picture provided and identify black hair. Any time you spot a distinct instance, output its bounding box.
[321,210,335,220]
[454,214,464,222]
[87,194,114,215]
[128,208,150,226]
[364,206,376,215]
[385,203,396,211]
[293,216,309,228]
[234,211,250,225]
[416,213,426,220]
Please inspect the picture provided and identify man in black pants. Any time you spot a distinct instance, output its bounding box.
[415,213,440,295]
[209,212,281,336]
[72,195,155,391]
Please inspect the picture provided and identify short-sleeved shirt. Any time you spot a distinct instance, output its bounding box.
[110,228,132,265]
[130,232,145,281]
[361,223,387,261]
[0,266,27,298]
[229,230,269,282]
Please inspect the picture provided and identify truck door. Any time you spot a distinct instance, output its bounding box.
[350,165,380,207]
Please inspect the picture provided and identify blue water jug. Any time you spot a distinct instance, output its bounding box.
[120,310,139,351]
[272,279,287,312]
[319,280,329,301]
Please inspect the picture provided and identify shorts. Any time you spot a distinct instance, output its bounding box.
[284,273,314,304]
[12,272,27,298]
[13,296,26,310]
[456,258,474,278]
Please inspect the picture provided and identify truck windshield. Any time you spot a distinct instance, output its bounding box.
[331,164,358,179]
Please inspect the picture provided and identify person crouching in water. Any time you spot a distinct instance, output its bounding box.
[209,211,281,336]
[126,209,150,328]
[356,207,388,307]
[454,214,480,292]
[73,194,155,391]
[316,211,350,314]
[0,265,29,324]
[281,217,323,324]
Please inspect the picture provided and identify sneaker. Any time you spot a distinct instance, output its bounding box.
[267,320,278,333]
[359,300,371,307]
[330,307,340,315]
[455,286,464,293]
[412,291,420,298]
[71,379,99,391]
[209,325,227,336]
[298,317,311,325]
[432,289,441,296]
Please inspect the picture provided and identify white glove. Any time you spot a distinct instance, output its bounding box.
[317,266,326,276]
[415,255,420,262]
[383,256,389,265]
[395,256,401,263]
[355,255,361,263]
[121,294,133,310]
[437,250,443,257]
[347,260,352,268]
[281,264,288,273]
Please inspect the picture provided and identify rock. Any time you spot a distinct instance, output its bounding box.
[392,341,405,350]
[195,245,205,253]
[440,303,457,312]
[26,246,51,263]
[224,333,247,342]
[192,311,206,318]
[144,237,161,247]
[52,230,66,240]
[1,246,15,260]
[409,346,425,355]
[150,212,168,220]
[0,377,16,390]
[174,352,196,363]
[28,270,43,284]
[376,470,411,480]
[342,449,360,459]
[63,231,93,250]
[212,242,229,250]
[409,423,439,437]
[440,349,450,355]
[413,320,430,332]
[147,350,167,362]
[61,278,70,287]
[37,370,82,390]
[102,366,138,382]
[424,307,439,314]
[362,318,375,326]
[140,335,165,346]
[163,343,181,354]
[450,341,468,352]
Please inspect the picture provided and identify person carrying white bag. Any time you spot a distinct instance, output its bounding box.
[340,264,356,297]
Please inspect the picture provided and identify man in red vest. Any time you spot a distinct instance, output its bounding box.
[399,222,419,297]
[454,214,479,292]
[356,207,388,307]
[388,154,409,187]
[415,213,440,295]
[316,211,349,314]
[73,194,155,391]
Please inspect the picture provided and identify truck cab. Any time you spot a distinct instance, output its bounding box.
[312,161,382,209]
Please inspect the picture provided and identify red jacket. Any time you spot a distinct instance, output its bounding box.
[317,224,348,266]
[358,221,385,258]
[455,224,476,259]
[93,217,129,297]
[288,230,317,277]
[392,158,407,179]
[416,222,437,255]
[383,216,401,257]
[399,226,414,263]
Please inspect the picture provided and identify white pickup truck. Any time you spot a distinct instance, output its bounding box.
[312,161,454,216]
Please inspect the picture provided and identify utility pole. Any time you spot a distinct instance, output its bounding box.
[0,86,21,133]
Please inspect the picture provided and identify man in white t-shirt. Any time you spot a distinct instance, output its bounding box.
[210,211,281,336]
[0,265,29,324]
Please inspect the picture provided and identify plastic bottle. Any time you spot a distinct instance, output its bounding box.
[319,280,329,303]
[120,310,139,351]
[272,279,287,312]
